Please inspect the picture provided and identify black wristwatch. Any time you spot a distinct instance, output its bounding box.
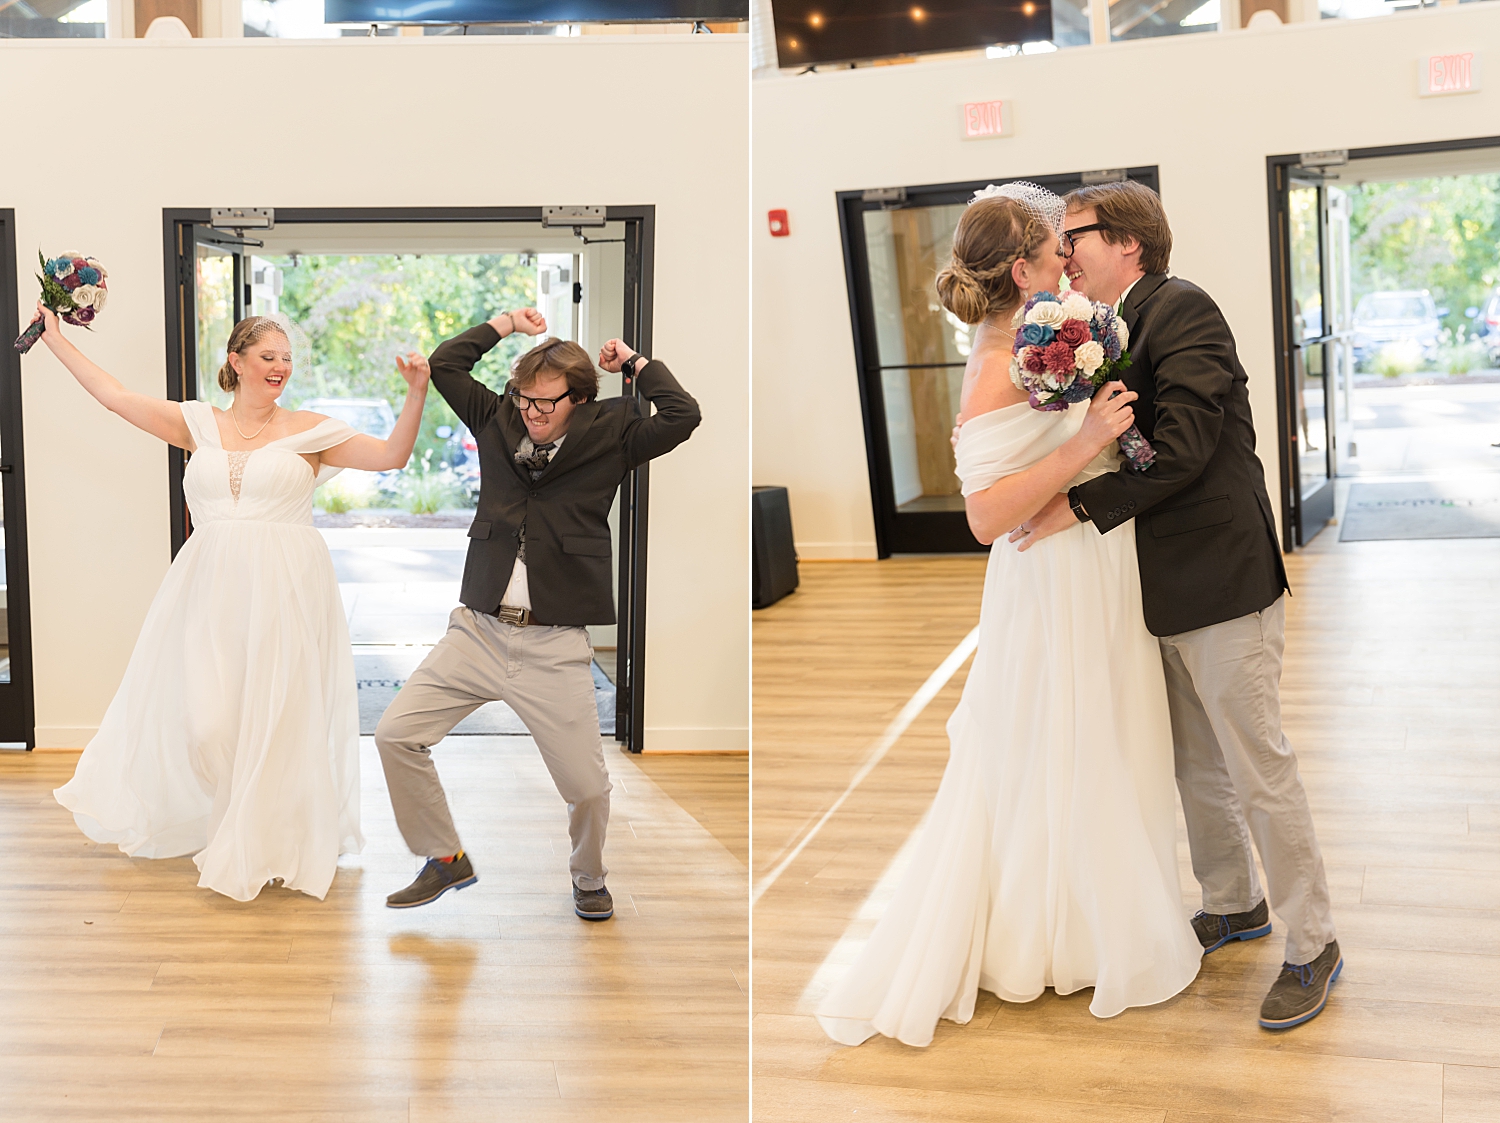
[621,354,647,381]
[1068,488,1090,523]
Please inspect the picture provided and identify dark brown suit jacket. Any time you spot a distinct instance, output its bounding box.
[430,323,701,626]
[1070,274,1288,636]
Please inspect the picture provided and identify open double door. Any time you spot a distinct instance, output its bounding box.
[163,207,657,751]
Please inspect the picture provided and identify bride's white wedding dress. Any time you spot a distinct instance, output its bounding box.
[817,401,1202,1047]
[55,400,363,902]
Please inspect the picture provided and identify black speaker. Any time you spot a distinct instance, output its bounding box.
[752,486,799,609]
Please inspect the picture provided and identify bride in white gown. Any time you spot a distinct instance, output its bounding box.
[38,305,430,901]
[817,185,1202,1048]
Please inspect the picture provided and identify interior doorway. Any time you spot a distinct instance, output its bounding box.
[162,207,656,750]
[1270,138,1500,548]
[0,211,36,747]
[839,168,1162,556]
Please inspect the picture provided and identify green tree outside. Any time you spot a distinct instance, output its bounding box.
[1348,175,1500,335]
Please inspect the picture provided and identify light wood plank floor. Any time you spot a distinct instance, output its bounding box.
[752,539,1500,1123]
[1,737,747,1122]
[634,753,749,869]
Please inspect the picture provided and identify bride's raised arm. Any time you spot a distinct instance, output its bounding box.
[36,303,193,450]
[318,351,431,471]
[965,382,1138,545]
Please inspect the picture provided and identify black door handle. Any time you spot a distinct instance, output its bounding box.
[0,464,13,473]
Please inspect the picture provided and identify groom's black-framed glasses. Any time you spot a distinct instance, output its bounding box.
[1061,222,1109,258]
[508,387,573,415]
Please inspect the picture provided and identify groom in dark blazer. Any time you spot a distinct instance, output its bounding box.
[1013,181,1339,1030]
[376,307,700,919]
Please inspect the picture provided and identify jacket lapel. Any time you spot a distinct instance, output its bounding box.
[1121,272,1169,337]
[497,399,534,485]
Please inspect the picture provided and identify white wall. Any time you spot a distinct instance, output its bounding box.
[0,35,749,751]
[753,7,1500,558]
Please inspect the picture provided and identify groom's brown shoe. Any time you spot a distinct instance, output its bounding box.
[1259,940,1343,1029]
[1192,898,1273,953]
[386,853,478,908]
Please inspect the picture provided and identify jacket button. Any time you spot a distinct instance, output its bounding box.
[530,490,539,498]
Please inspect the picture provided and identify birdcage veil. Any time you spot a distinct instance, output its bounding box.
[971,181,1067,238]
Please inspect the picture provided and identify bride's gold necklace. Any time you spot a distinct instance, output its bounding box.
[231,400,278,441]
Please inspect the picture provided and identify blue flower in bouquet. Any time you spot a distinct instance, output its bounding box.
[1020,322,1055,348]
[76,265,100,286]
[1061,379,1095,405]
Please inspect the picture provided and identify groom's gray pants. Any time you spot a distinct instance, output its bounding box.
[374,607,611,891]
[1160,594,1336,967]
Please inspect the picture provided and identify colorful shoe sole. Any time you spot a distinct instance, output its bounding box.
[1259,957,1343,1029]
[1203,920,1274,954]
[385,874,478,909]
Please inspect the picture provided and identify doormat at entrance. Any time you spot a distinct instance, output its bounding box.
[355,648,616,737]
[1340,480,1500,542]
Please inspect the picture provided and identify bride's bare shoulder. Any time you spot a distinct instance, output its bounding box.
[286,409,335,432]
[958,347,1028,424]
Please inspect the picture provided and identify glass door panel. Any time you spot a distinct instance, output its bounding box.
[862,205,971,516]
[1286,179,1335,540]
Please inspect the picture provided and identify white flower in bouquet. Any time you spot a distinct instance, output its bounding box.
[1076,340,1106,376]
[52,259,74,280]
[1060,293,1093,321]
[70,284,99,309]
[90,287,107,312]
[85,258,108,279]
[1115,318,1130,352]
[1008,354,1026,391]
[1026,301,1067,327]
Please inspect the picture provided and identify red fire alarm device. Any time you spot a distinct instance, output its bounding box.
[768,209,790,237]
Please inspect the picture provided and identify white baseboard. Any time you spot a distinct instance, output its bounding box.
[641,726,749,753]
[794,541,880,561]
[35,727,97,750]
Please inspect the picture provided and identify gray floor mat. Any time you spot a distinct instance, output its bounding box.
[1340,480,1500,542]
[355,648,616,736]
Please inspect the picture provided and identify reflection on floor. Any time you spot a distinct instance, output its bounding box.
[753,547,1500,1122]
[0,738,747,1121]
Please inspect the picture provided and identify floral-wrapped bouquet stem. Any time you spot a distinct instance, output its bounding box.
[15,251,109,354]
[1009,291,1155,472]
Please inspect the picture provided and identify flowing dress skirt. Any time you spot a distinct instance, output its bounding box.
[55,520,362,901]
[817,520,1202,1047]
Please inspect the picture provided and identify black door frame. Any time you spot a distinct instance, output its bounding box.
[0,210,37,747]
[1266,134,1500,551]
[838,167,1162,557]
[161,205,656,752]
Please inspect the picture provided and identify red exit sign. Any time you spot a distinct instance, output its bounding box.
[963,100,1013,140]
[1420,52,1482,96]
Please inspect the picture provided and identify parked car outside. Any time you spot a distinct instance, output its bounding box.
[1352,290,1444,368]
[300,397,400,495]
[434,422,480,501]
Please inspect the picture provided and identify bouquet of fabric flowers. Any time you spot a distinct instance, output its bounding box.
[14,251,109,354]
[1009,290,1155,472]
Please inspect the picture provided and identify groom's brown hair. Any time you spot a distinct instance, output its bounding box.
[1066,181,1173,276]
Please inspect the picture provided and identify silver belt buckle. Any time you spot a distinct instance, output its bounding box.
[495,604,531,626]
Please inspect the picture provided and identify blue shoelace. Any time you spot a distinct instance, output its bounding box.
[1282,961,1316,987]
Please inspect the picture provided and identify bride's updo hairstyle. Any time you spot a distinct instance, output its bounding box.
[220,316,290,394]
[936,196,1051,326]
